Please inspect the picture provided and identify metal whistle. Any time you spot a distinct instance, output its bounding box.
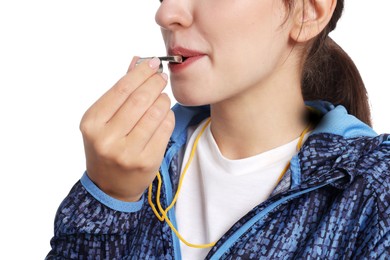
[136,56,183,73]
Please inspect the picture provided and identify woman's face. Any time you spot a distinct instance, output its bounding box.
[155,0,295,106]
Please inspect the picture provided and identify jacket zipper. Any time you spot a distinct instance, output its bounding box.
[160,142,184,260]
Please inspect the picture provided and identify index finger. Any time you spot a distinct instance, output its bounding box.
[84,57,162,125]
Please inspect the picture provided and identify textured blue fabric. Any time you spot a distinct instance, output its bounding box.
[47,101,390,259]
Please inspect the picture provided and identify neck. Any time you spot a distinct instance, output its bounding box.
[210,76,307,160]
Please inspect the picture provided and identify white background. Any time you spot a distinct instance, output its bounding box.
[0,1,389,259]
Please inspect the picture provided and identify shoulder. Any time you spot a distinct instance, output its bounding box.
[340,134,390,226]
[303,132,390,208]
[351,134,390,187]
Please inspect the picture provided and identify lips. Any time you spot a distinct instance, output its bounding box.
[167,46,206,73]
[168,46,205,60]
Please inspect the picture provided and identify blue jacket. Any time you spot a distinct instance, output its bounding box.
[47,101,390,259]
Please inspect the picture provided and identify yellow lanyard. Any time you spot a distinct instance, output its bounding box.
[148,118,311,249]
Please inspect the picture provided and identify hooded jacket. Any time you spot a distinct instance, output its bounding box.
[47,101,390,259]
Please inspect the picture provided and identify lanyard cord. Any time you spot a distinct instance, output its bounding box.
[148,118,213,249]
[148,118,311,249]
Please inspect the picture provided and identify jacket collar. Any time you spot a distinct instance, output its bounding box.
[306,100,377,138]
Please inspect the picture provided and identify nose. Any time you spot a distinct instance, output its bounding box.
[155,0,193,31]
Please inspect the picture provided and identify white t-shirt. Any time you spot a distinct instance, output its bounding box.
[175,119,308,259]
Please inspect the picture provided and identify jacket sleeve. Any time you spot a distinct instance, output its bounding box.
[46,172,146,259]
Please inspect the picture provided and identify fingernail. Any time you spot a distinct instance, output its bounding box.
[161,73,168,81]
[149,57,161,69]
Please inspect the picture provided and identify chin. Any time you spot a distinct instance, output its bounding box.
[172,90,210,107]
[174,96,207,107]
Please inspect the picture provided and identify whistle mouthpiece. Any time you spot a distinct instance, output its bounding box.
[136,55,183,73]
[159,55,183,63]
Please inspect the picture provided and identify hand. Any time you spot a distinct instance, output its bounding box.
[80,57,175,202]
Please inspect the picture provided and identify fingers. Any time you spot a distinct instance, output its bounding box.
[126,93,174,151]
[143,110,175,158]
[107,72,168,136]
[82,57,163,126]
[79,56,176,202]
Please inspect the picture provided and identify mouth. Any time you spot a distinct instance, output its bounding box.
[167,46,206,72]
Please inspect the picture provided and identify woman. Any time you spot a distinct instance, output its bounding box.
[47,0,389,259]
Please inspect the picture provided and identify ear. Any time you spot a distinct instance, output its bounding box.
[289,0,337,43]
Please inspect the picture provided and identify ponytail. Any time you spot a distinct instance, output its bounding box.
[298,0,372,126]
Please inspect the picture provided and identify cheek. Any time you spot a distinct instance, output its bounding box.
[205,2,286,63]
[212,25,286,85]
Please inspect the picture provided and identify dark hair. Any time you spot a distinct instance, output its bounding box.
[286,0,372,126]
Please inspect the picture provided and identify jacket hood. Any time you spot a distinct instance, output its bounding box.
[305,100,377,138]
